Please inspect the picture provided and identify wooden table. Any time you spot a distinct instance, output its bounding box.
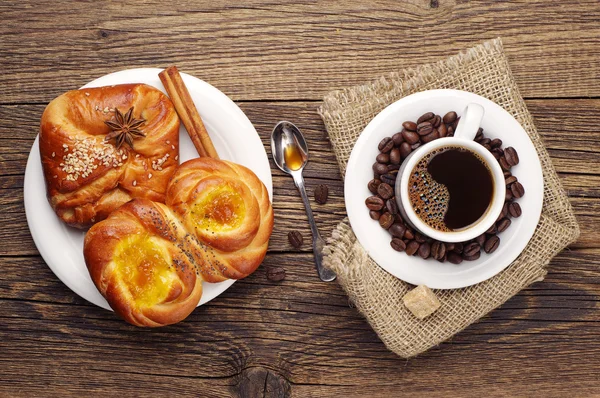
[2,1,599,396]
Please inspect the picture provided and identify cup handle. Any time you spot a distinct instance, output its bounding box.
[453,103,485,141]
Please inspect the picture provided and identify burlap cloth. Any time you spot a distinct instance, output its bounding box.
[318,38,580,358]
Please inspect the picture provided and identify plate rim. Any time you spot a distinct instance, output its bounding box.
[344,88,544,289]
[24,67,272,310]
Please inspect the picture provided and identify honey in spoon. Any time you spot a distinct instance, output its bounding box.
[284,144,305,171]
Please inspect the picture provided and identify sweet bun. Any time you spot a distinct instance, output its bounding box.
[40,83,180,228]
[166,158,274,282]
[84,199,203,327]
[83,157,274,326]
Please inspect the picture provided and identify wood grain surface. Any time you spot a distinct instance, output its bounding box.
[1,1,599,397]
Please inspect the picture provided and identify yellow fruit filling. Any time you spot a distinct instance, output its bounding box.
[189,184,246,232]
[114,234,174,308]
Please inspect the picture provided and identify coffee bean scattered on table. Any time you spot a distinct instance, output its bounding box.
[363,110,525,263]
[266,266,286,281]
[314,184,329,204]
[288,231,303,248]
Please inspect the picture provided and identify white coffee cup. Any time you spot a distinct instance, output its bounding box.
[395,104,505,243]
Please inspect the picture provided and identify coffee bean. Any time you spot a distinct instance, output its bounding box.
[377,183,394,199]
[392,132,404,146]
[443,111,457,124]
[493,147,504,157]
[446,243,455,252]
[402,129,420,145]
[386,198,399,215]
[387,164,400,172]
[373,162,388,175]
[483,144,492,151]
[479,138,491,146]
[405,240,420,256]
[404,229,415,240]
[486,222,497,234]
[447,125,454,135]
[452,242,463,254]
[399,142,412,158]
[505,175,517,186]
[511,182,525,198]
[453,116,462,130]
[490,138,502,148]
[417,121,433,136]
[464,242,481,257]
[432,115,442,128]
[379,212,394,229]
[476,234,486,246]
[288,231,303,248]
[484,235,500,254]
[436,253,447,263]
[508,202,522,218]
[447,252,463,264]
[475,131,483,142]
[266,266,286,281]
[365,196,384,211]
[492,151,502,160]
[415,232,427,243]
[504,147,519,166]
[421,130,440,143]
[505,188,513,201]
[498,202,509,221]
[314,184,329,204]
[418,242,431,259]
[389,223,406,238]
[402,121,417,131]
[381,174,396,186]
[463,251,481,261]
[496,217,511,233]
[369,210,380,220]
[438,123,448,137]
[417,112,435,124]
[390,238,406,252]
[376,153,390,164]
[411,142,421,150]
[431,241,446,260]
[378,137,393,152]
[389,148,401,164]
[368,179,381,194]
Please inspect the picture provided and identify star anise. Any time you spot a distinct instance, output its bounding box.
[104,107,146,149]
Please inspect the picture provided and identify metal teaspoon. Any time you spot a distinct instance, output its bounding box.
[271,121,336,282]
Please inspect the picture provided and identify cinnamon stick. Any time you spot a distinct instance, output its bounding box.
[158,66,219,159]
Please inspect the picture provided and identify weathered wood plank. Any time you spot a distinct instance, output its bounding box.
[1,249,600,397]
[1,1,600,103]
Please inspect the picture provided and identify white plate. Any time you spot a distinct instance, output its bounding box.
[345,89,543,289]
[24,68,273,310]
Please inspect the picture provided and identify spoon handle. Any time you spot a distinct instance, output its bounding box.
[292,172,337,282]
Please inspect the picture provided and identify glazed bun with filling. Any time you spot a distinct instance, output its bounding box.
[83,157,274,326]
[40,83,180,228]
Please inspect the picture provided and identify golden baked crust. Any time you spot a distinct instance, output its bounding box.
[83,158,273,326]
[84,199,203,327]
[40,83,180,228]
[166,158,274,282]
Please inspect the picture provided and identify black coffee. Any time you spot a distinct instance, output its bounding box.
[408,147,493,231]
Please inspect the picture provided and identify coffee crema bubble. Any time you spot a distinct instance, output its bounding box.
[408,146,493,232]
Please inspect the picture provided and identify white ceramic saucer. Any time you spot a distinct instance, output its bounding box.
[24,68,272,310]
[344,89,543,289]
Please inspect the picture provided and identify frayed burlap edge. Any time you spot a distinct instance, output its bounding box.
[319,38,580,358]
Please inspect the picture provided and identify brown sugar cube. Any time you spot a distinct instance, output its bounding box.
[402,285,441,319]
